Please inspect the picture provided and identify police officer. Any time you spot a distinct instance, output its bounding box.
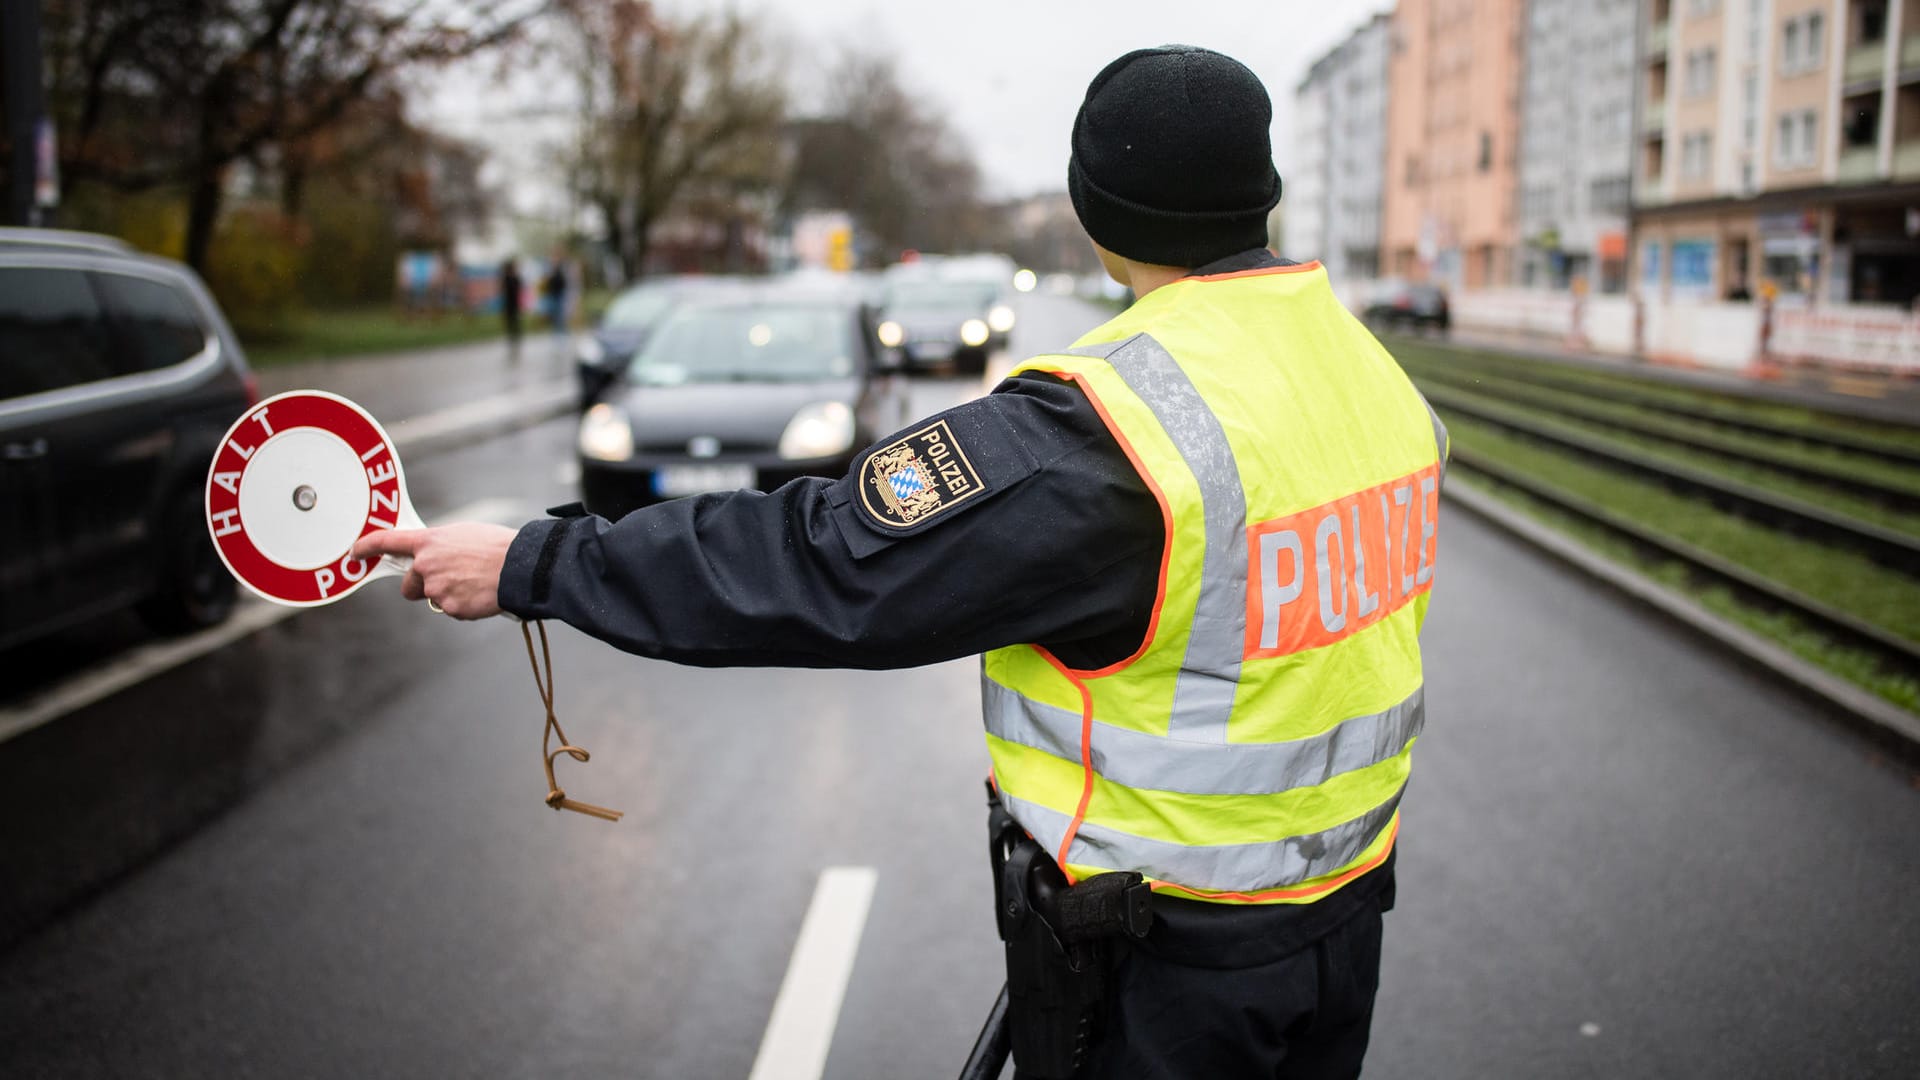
[356,45,1445,1079]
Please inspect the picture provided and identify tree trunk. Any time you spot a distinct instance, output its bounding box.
[630,213,652,282]
[184,165,225,272]
[281,148,308,219]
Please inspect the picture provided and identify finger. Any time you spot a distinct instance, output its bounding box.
[401,568,427,601]
[352,529,428,561]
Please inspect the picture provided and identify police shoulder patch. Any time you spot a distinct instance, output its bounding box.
[858,418,986,529]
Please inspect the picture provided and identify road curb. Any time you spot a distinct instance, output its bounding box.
[1445,482,1920,759]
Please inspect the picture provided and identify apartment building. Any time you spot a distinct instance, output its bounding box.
[1518,0,1640,291]
[1635,0,1920,305]
[1383,0,1527,290]
[1283,14,1392,285]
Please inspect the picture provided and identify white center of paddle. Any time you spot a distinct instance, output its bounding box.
[237,427,371,570]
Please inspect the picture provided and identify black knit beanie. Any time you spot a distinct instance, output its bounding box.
[1068,45,1283,268]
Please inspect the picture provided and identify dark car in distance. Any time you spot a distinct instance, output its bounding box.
[1362,279,1451,335]
[573,276,734,409]
[875,275,1016,376]
[576,282,912,520]
[0,228,255,650]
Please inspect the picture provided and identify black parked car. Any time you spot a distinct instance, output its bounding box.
[1362,279,1451,334]
[0,228,254,649]
[875,275,1016,376]
[576,282,911,520]
[574,276,733,409]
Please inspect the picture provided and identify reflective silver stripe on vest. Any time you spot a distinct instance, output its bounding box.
[983,674,1423,797]
[1070,334,1247,743]
[1421,392,1450,484]
[999,785,1404,894]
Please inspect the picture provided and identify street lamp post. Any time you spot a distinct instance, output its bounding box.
[2,0,53,227]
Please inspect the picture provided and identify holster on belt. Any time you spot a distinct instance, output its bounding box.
[987,783,1153,1079]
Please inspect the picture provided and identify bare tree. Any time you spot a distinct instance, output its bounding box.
[559,0,788,280]
[42,0,534,270]
[785,49,991,264]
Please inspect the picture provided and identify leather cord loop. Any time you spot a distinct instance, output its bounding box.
[522,619,624,822]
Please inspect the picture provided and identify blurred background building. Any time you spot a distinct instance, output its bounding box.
[1284,13,1391,291]
[1636,0,1920,307]
[1517,0,1637,293]
[1383,0,1525,291]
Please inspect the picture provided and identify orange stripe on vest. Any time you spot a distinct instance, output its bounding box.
[1244,463,1440,659]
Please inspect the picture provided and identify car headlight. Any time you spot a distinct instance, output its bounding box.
[1013,269,1037,293]
[578,402,633,461]
[778,401,855,460]
[876,320,905,348]
[986,304,1016,333]
[575,335,605,366]
[960,319,990,347]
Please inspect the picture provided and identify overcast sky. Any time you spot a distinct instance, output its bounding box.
[421,0,1394,212]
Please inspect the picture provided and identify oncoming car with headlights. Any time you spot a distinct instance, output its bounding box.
[874,276,1015,376]
[576,285,911,519]
[573,276,733,409]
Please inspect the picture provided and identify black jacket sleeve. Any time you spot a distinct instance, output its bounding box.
[495,373,1162,670]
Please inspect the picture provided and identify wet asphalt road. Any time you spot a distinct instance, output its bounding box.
[1,291,1916,1078]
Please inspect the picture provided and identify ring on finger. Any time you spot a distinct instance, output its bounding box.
[427,598,446,615]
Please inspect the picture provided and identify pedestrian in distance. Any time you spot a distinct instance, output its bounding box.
[499,257,523,355]
[540,253,568,338]
[354,44,1447,1080]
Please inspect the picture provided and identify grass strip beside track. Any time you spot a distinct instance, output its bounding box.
[1439,414,1920,648]
[1447,468,1920,714]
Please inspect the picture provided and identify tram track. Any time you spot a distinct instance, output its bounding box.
[1405,364,1920,513]
[1397,344,1920,467]
[1416,382,1920,577]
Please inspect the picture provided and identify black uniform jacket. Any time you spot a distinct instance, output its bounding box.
[497,250,1395,963]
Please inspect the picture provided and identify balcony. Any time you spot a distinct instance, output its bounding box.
[1846,40,1887,86]
[1839,145,1882,182]
[1895,139,1920,179]
[1903,34,1920,71]
[1642,100,1666,133]
[1646,20,1669,58]
[1636,179,1668,207]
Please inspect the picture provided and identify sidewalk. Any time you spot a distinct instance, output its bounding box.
[1431,326,1920,428]
[255,333,574,426]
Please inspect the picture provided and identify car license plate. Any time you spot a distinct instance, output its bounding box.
[912,341,954,360]
[653,464,753,497]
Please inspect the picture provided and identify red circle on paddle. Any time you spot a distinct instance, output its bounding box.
[204,390,407,606]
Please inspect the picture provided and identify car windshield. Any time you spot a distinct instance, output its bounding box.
[884,281,998,313]
[629,303,856,386]
[602,285,681,330]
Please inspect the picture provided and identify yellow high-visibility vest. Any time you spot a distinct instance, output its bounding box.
[984,261,1447,904]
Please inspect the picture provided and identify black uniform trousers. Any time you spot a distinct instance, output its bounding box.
[1014,885,1389,1080]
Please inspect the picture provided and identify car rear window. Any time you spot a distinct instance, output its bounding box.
[93,272,210,371]
[0,266,117,401]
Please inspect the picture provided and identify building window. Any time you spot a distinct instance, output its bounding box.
[1684,48,1718,97]
[1773,108,1818,168]
[1590,176,1630,214]
[1478,132,1492,172]
[1681,132,1714,177]
[1405,155,1420,187]
[1686,0,1720,16]
[1780,12,1825,73]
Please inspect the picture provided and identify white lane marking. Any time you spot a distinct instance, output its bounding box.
[749,866,879,1080]
[386,383,574,453]
[0,497,532,744]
